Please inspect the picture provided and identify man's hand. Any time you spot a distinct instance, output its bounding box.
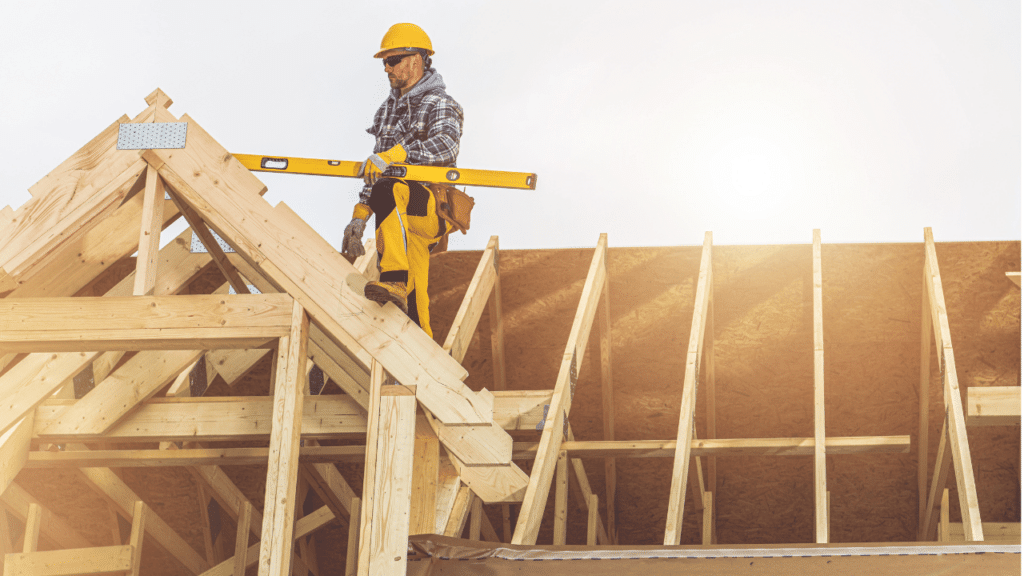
[359,144,408,186]
[341,218,367,262]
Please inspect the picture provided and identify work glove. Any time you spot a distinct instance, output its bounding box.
[359,144,407,186]
[341,217,367,263]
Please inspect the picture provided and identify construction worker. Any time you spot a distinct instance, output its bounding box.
[340,23,464,339]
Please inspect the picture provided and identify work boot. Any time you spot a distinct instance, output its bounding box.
[364,280,408,313]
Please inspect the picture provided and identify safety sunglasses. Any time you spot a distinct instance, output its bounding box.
[382,52,418,68]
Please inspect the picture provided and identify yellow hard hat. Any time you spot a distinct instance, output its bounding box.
[374,23,434,58]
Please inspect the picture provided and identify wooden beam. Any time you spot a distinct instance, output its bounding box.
[344,497,360,576]
[966,386,1021,426]
[701,491,714,545]
[363,385,417,576]
[434,450,462,535]
[468,497,483,541]
[443,235,498,363]
[443,487,473,538]
[133,166,166,296]
[1006,271,1021,287]
[923,228,983,541]
[939,489,950,542]
[565,427,610,545]
[356,361,385,574]
[258,301,308,576]
[128,501,148,576]
[3,545,135,576]
[512,234,608,545]
[26,446,365,468]
[553,450,568,545]
[206,349,271,388]
[511,436,911,459]
[598,262,616,543]
[918,264,932,530]
[704,274,717,545]
[233,501,252,576]
[664,232,713,545]
[487,236,507,391]
[921,418,953,541]
[408,417,439,535]
[22,503,41,553]
[587,494,599,546]
[34,396,365,443]
[0,414,33,495]
[0,294,292,353]
[812,229,827,543]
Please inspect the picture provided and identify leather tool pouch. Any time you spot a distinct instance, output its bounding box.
[428,182,475,235]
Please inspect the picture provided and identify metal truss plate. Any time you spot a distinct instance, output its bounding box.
[190,230,235,254]
[116,122,188,150]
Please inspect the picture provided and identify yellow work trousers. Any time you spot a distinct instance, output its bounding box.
[368,178,448,338]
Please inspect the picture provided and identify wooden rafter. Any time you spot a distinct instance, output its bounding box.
[133,165,166,296]
[664,231,713,545]
[921,228,983,541]
[512,234,608,545]
[812,229,827,543]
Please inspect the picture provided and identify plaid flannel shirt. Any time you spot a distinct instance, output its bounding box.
[360,70,464,205]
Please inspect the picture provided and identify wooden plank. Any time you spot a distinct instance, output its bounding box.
[41,349,206,436]
[598,264,616,542]
[443,487,473,538]
[409,417,439,535]
[22,503,41,553]
[356,361,385,576]
[2,158,148,287]
[436,420,512,466]
[491,390,551,430]
[0,294,292,353]
[134,166,166,296]
[233,501,252,576]
[77,463,208,574]
[511,436,911,459]
[939,489,950,542]
[948,522,1021,542]
[702,491,713,545]
[923,228,983,541]
[443,237,498,363]
[191,466,264,540]
[512,234,608,545]
[812,229,827,544]
[206,349,271,387]
[587,494,598,546]
[966,386,1021,426]
[365,386,417,576]
[487,236,507,391]
[553,450,568,545]
[26,446,365,468]
[344,497,360,576]
[445,451,529,504]
[34,396,366,443]
[0,414,33,495]
[1006,271,1022,287]
[129,501,148,576]
[0,483,92,550]
[918,266,932,530]
[468,497,483,541]
[565,427,610,545]
[704,273,717,545]
[302,460,357,523]
[258,302,308,576]
[3,545,134,576]
[664,232,713,545]
[433,450,461,535]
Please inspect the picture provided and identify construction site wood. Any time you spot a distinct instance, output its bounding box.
[0,91,1019,575]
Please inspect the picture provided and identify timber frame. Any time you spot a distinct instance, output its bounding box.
[0,91,1019,576]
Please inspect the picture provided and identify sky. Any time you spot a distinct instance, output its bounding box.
[0,1,1019,251]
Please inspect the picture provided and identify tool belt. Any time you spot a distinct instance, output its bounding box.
[428,183,474,253]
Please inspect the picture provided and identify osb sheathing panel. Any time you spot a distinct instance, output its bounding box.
[9,241,1020,576]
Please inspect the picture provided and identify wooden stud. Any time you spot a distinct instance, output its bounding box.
[234,501,252,576]
[3,546,135,576]
[129,501,148,576]
[469,497,483,541]
[133,166,165,296]
[197,483,218,566]
[939,488,950,542]
[443,235,498,364]
[923,228,984,541]
[701,491,713,545]
[918,265,932,531]
[356,361,385,575]
[434,450,462,535]
[598,264,616,543]
[1,482,92,550]
[554,450,568,545]
[501,505,512,543]
[443,487,473,538]
[565,427,610,545]
[812,229,827,544]
[705,269,717,545]
[408,416,439,535]
[201,506,335,576]
[345,497,360,576]
[0,414,33,496]
[486,236,508,392]
[921,418,954,541]
[258,301,309,576]
[664,232,713,545]
[22,503,41,553]
[587,494,598,546]
[966,387,1021,426]
[513,234,608,545]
